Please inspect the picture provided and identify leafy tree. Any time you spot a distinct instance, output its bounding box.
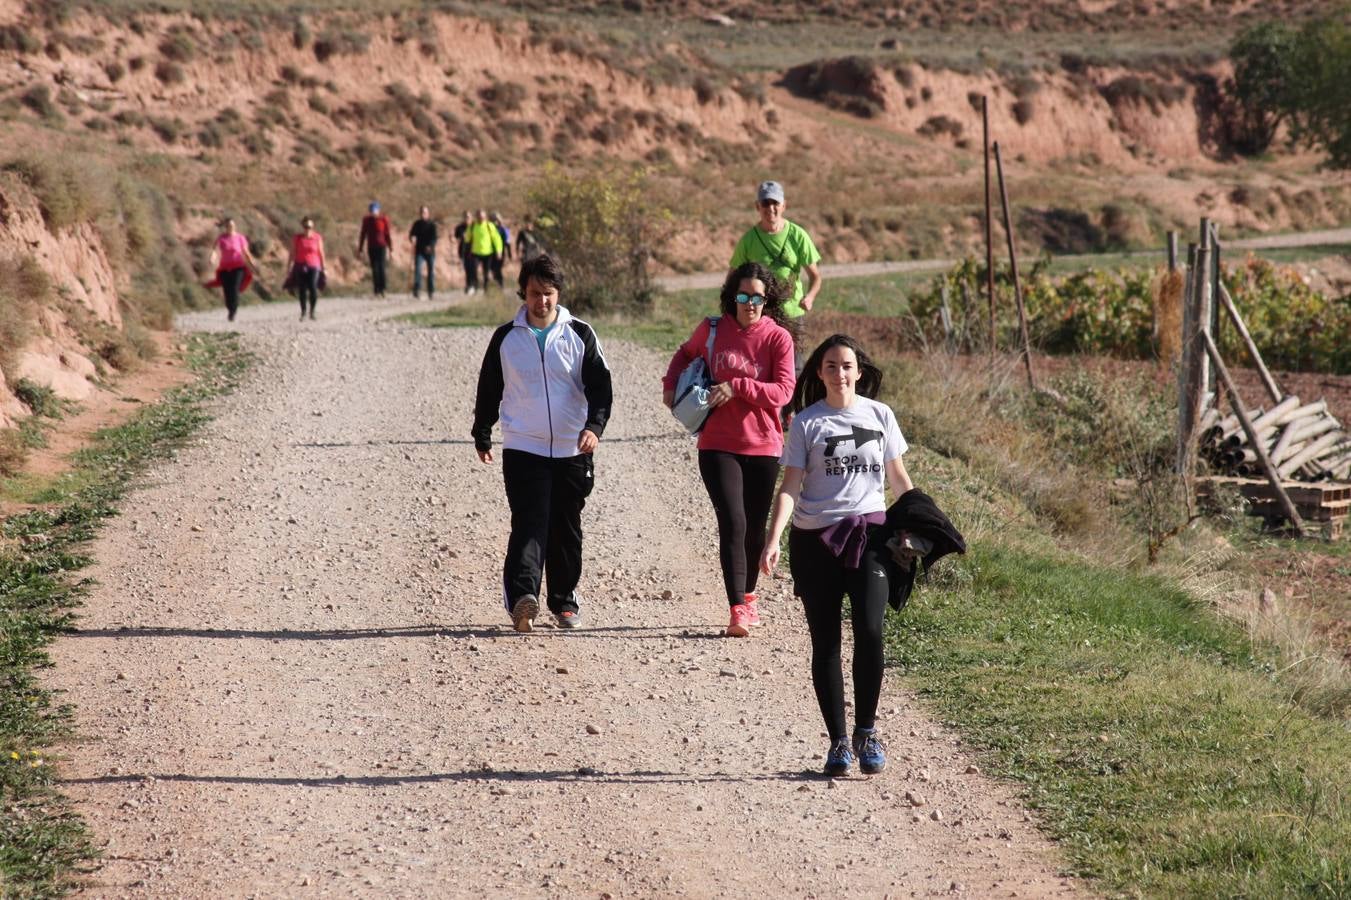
[1229,10,1351,167]
[525,166,672,312]
[1285,12,1351,168]
[1228,21,1299,154]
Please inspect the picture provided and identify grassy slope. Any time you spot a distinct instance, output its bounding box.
[0,333,252,897]
[885,440,1349,896]
[408,296,1350,897]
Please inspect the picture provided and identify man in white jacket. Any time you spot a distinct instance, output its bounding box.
[471,254,613,632]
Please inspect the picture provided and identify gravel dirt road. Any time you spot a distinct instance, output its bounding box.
[48,295,1084,898]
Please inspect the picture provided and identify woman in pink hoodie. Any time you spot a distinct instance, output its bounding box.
[663,262,799,636]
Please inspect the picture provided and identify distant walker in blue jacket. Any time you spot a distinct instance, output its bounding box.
[471,253,613,632]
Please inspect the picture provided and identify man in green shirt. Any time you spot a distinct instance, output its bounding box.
[728,180,823,320]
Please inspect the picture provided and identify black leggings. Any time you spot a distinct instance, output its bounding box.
[789,525,890,741]
[461,251,477,289]
[697,450,778,607]
[295,265,320,315]
[220,267,246,320]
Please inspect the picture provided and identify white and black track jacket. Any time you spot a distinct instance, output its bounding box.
[471,306,613,458]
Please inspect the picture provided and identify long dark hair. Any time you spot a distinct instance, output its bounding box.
[790,333,884,413]
[719,262,803,347]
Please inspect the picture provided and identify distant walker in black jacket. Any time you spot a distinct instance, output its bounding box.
[471,253,613,633]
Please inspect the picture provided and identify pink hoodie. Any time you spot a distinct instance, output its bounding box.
[662,315,795,456]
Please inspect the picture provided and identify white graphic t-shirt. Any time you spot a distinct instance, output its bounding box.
[781,396,907,530]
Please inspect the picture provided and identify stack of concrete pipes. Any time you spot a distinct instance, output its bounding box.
[1199,395,1351,481]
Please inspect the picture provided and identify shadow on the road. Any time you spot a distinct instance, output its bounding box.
[63,624,727,641]
[292,433,685,449]
[66,767,825,788]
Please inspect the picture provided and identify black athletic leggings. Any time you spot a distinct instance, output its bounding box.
[220,267,246,320]
[789,525,890,741]
[294,265,320,315]
[697,450,779,607]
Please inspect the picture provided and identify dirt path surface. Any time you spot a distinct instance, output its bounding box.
[48,296,1084,898]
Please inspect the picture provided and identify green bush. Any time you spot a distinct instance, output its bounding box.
[13,378,62,418]
[908,256,1351,373]
[525,165,672,312]
[1224,256,1351,373]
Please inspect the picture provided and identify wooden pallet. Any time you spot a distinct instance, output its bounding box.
[1196,476,1349,539]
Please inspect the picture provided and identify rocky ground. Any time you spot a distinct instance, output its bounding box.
[47,294,1084,898]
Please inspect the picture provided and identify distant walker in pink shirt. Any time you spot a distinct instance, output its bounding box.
[207,217,259,323]
[661,261,800,637]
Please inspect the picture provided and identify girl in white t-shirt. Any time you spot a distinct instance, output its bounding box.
[761,334,914,777]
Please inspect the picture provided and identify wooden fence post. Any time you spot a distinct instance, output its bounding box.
[993,141,1035,391]
[982,95,995,364]
[1177,243,1200,475]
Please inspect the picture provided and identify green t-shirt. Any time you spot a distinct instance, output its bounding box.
[728,220,821,318]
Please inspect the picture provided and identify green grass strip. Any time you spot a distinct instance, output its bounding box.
[0,332,252,898]
[888,543,1350,897]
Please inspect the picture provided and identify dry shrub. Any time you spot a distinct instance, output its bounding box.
[1154,268,1184,370]
[917,115,963,139]
[478,80,526,112]
[158,32,195,63]
[154,60,186,84]
[0,24,42,54]
[313,30,370,63]
[1180,545,1351,720]
[883,352,1103,537]
[20,84,61,121]
[0,254,52,380]
[2,156,103,231]
[0,427,27,477]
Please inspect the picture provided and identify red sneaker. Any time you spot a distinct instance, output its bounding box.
[725,603,753,637]
[743,593,761,626]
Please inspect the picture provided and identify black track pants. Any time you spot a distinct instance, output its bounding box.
[501,449,594,614]
[789,525,890,741]
[368,246,388,294]
[697,450,779,607]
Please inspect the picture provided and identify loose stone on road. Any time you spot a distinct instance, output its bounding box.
[48,296,1084,897]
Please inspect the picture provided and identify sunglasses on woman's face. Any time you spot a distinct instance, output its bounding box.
[735,293,766,306]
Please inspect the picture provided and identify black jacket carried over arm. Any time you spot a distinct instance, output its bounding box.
[878,488,966,610]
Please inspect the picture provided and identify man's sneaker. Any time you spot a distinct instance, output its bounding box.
[725,603,753,637]
[852,728,886,774]
[553,609,582,629]
[510,594,539,633]
[824,737,854,777]
[743,593,761,626]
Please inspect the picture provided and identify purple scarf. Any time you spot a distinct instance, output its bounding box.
[818,511,886,569]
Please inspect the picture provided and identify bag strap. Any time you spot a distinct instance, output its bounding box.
[752,227,789,270]
[704,316,718,369]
